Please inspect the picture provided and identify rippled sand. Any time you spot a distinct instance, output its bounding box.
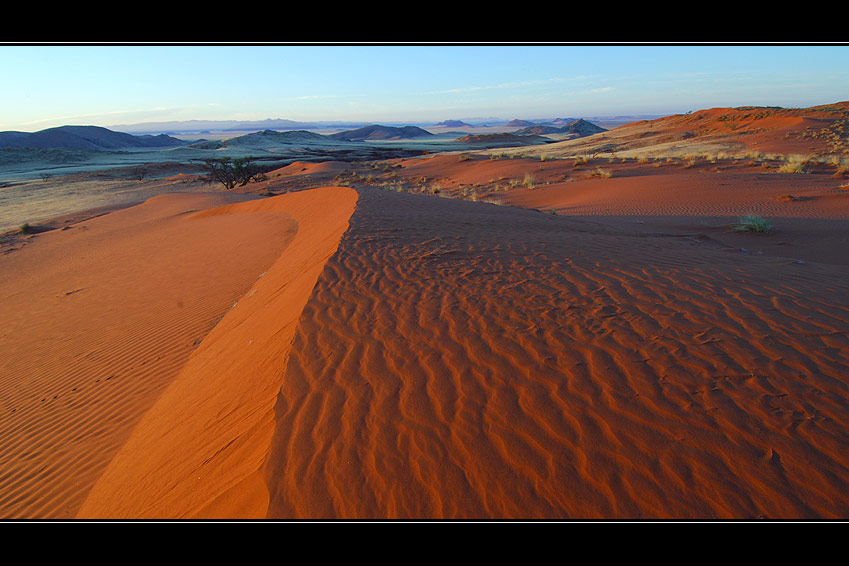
[2,157,849,519]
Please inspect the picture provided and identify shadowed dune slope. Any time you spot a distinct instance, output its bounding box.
[263,187,849,519]
[76,187,357,519]
[0,192,299,518]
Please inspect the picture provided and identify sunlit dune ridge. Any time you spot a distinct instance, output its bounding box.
[0,191,308,518]
[76,187,357,519]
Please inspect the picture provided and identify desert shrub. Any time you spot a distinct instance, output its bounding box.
[735,214,773,233]
[777,155,810,173]
[18,223,32,234]
[201,156,266,189]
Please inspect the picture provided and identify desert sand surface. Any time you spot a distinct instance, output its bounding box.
[260,186,849,519]
[3,104,849,520]
[0,166,216,234]
[0,188,354,518]
[76,187,357,519]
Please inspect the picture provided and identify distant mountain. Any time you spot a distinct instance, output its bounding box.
[513,119,607,137]
[435,120,472,128]
[506,119,536,127]
[0,125,187,150]
[111,118,321,135]
[328,125,435,142]
[562,118,607,136]
[512,125,564,135]
[225,129,328,147]
[550,117,579,126]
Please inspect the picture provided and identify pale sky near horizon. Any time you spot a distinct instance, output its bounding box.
[1,44,847,132]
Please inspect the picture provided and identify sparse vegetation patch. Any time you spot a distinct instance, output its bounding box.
[735,214,773,233]
[776,155,811,174]
[201,156,267,189]
[587,167,613,178]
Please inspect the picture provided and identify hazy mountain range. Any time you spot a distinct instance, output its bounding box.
[106,115,652,136]
[0,119,611,151]
[0,125,187,150]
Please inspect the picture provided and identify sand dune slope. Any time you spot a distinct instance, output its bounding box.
[7,176,848,520]
[76,187,357,519]
[263,187,849,519]
[0,192,299,519]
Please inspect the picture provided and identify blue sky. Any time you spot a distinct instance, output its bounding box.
[1,44,847,132]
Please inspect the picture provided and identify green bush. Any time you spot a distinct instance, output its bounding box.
[201,156,265,189]
[735,214,772,233]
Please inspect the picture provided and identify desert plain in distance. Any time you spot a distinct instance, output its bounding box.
[2,102,849,520]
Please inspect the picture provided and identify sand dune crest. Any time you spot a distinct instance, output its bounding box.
[0,191,305,518]
[75,186,357,519]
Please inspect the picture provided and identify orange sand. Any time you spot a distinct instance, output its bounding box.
[3,105,849,520]
[258,187,849,519]
[76,187,357,519]
[0,188,356,519]
[0,192,296,518]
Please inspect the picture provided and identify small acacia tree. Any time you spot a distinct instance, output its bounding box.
[201,157,266,189]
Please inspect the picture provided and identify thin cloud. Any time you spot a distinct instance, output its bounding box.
[428,77,570,96]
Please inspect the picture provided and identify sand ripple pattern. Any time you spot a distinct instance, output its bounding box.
[0,193,297,519]
[264,187,849,519]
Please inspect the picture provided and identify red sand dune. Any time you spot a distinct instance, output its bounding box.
[4,172,849,520]
[273,160,352,178]
[0,188,355,519]
[76,187,357,519]
[474,102,847,160]
[617,102,849,156]
[258,188,849,519]
[501,165,849,219]
[3,104,849,520]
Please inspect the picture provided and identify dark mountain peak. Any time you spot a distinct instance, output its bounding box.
[328,125,434,142]
[562,119,606,135]
[435,120,471,128]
